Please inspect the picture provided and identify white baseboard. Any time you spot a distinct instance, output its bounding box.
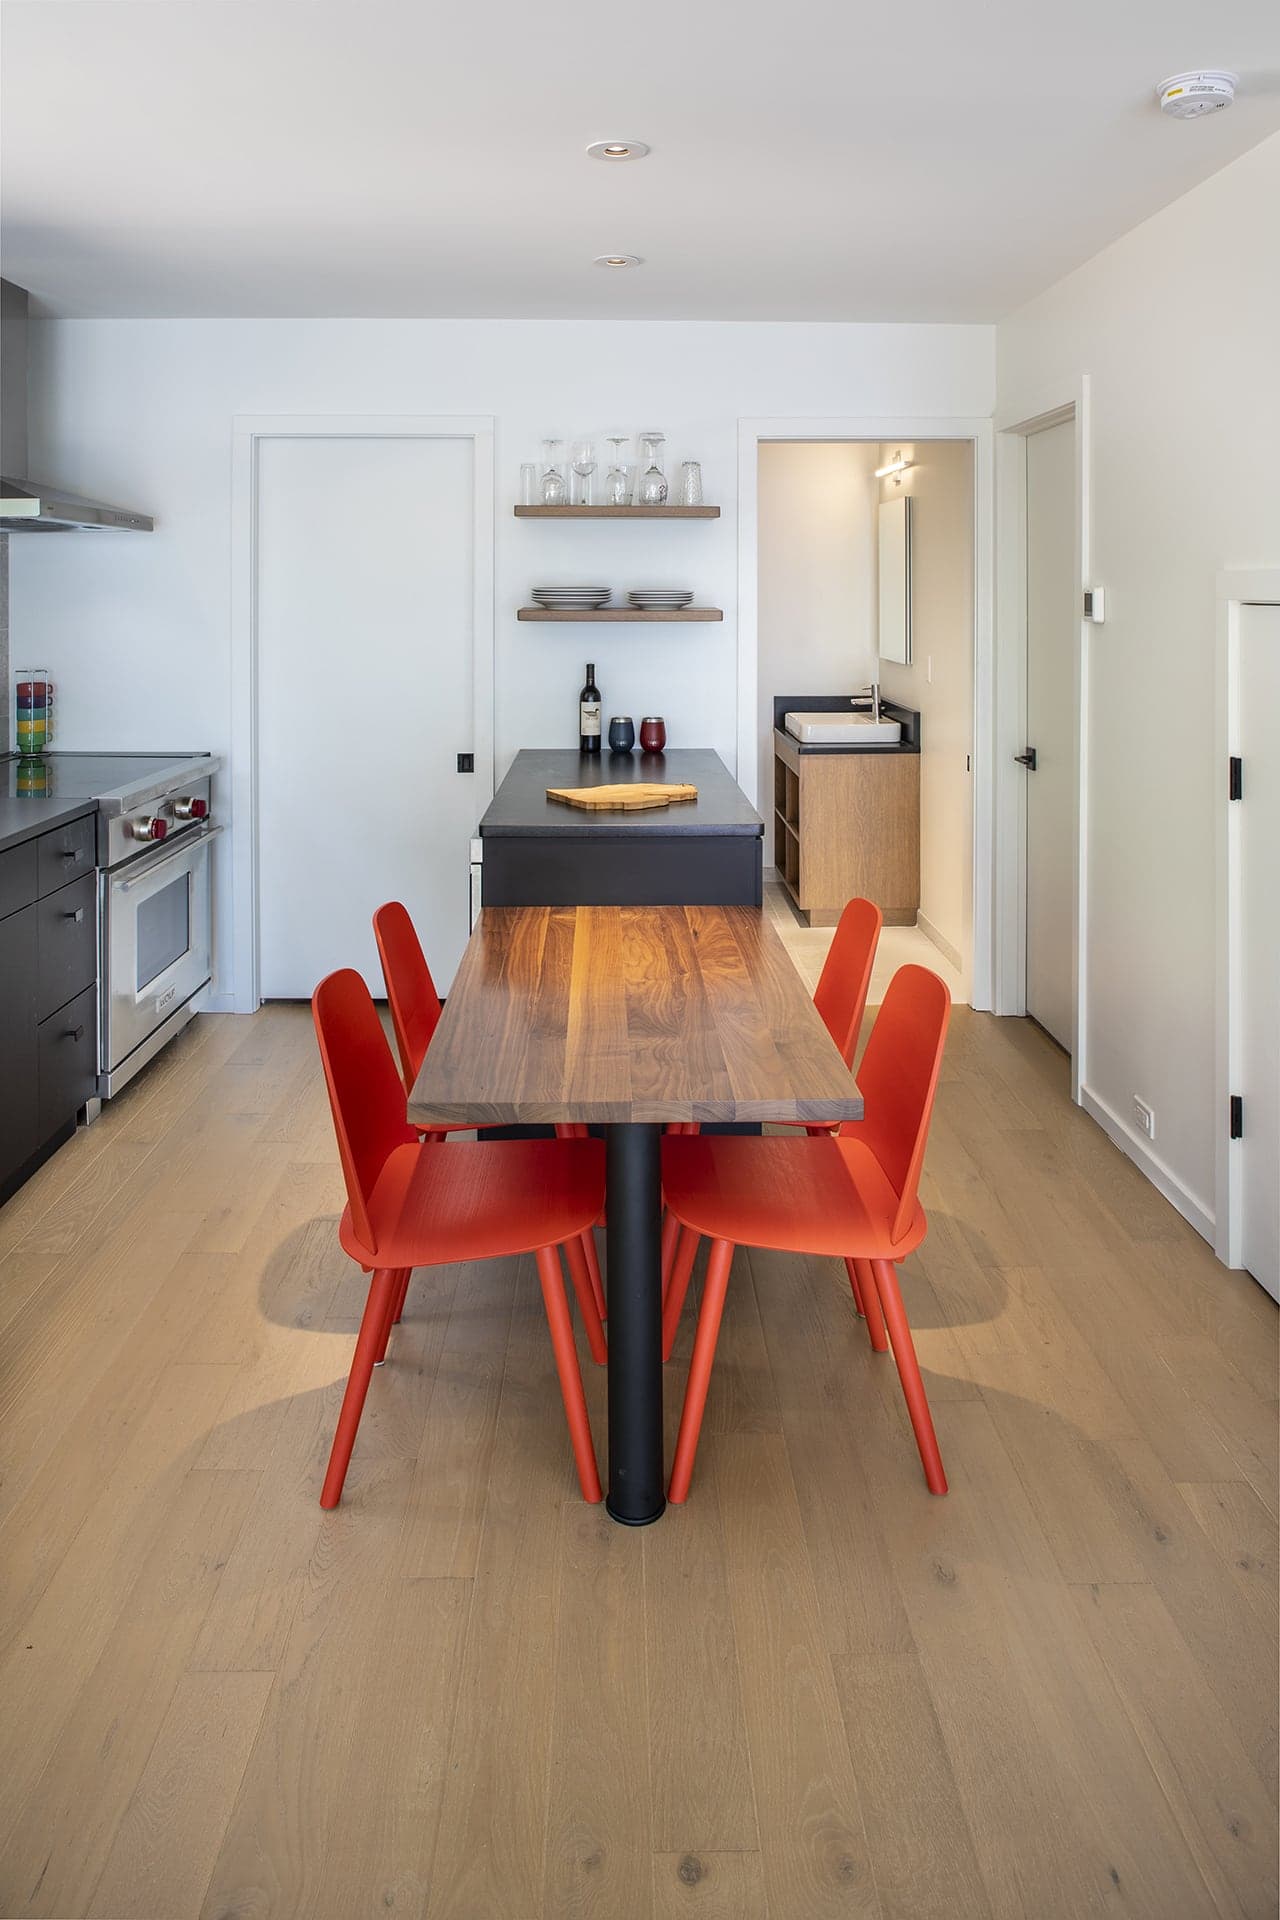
[195,989,241,1015]
[1079,1083,1214,1245]
[917,911,964,973]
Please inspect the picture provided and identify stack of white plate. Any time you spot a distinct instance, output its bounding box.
[627,588,694,610]
[531,586,612,609]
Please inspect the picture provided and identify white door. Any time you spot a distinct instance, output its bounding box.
[1023,418,1075,1050]
[1238,604,1280,1299]
[257,434,478,999]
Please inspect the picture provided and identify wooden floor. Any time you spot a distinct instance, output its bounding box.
[0,1001,1275,1919]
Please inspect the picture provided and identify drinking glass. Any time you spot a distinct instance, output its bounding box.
[678,460,703,507]
[604,436,631,506]
[541,439,567,507]
[519,462,538,506]
[638,432,668,506]
[570,439,597,507]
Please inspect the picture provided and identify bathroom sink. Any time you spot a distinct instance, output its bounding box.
[784,710,902,746]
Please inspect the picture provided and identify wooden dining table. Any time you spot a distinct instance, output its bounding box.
[409,904,863,1524]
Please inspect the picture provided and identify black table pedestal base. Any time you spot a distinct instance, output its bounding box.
[604,1122,666,1526]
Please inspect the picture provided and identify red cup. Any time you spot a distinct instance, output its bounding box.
[639,715,666,753]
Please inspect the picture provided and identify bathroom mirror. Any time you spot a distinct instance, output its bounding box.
[878,496,913,664]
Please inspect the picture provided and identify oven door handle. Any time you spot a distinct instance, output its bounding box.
[114,822,224,893]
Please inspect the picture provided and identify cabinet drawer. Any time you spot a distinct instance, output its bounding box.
[38,983,98,1135]
[36,871,98,1020]
[0,838,39,920]
[0,901,40,1183]
[37,813,96,897]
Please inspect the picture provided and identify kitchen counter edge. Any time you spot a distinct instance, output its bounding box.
[0,796,99,857]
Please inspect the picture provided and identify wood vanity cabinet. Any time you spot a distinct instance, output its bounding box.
[0,812,99,1201]
[773,731,920,928]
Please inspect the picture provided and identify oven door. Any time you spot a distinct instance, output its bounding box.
[101,824,220,1077]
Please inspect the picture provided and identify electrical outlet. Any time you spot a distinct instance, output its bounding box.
[1133,1097,1155,1140]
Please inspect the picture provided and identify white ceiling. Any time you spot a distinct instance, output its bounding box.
[3,0,1279,321]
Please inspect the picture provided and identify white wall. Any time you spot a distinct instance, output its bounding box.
[756,441,880,860]
[998,131,1280,1232]
[8,318,993,1003]
[876,440,973,973]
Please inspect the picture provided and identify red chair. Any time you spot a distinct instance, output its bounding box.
[312,967,607,1509]
[660,964,950,1503]
[659,896,882,1298]
[373,900,606,1321]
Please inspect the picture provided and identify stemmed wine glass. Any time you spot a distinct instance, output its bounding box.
[540,439,567,507]
[638,432,668,506]
[604,435,631,506]
[570,439,597,507]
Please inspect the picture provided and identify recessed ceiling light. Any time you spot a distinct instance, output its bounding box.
[594,254,642,269]
[586,140,650,161]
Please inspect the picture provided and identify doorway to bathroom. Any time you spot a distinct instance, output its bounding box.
[745,430,983,1006]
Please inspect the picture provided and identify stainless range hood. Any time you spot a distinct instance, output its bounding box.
[1,279,153,533]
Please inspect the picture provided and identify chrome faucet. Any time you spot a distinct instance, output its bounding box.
[855,681,881,721]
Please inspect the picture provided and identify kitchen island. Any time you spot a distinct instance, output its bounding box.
[478,748,762,908]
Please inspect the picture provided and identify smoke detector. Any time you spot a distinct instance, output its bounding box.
[1157,70,1238,119]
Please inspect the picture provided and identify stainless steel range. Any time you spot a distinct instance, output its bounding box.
[2,751,222,1096]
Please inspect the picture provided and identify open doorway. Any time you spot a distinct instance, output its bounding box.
[755,437,975,1003]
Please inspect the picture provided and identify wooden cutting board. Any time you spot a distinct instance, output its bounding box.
[546,781,699,812]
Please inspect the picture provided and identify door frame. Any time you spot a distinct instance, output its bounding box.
[229,414,495,1013]
[1214,567,1280,1272]
[993,377,1090,1098]
[737,414,993,1009]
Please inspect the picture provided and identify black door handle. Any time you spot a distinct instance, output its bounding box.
[1014,748,1038,771]
[64,906,85,923]
[65,1024,85,1042]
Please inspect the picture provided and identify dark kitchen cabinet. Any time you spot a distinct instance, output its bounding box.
[0,900,40,1181]
[0,809,99,1203]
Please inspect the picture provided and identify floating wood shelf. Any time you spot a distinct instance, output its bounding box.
[518,606,723,623]
[514,504,720,519]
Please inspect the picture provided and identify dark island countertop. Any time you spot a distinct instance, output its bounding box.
[480,749,763,839]
[0,796,98,857]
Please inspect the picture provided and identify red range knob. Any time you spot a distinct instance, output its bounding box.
[151,817,168,840]
[173,796,208,821]
[131,814,168,842]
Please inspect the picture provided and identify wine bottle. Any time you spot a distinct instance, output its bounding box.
[579,661,602,754]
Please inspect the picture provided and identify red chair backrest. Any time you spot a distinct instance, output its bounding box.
[373,900,443,1092]
[847,963,950,1243]
[312,967,417,1252]
[812,897,883,1066]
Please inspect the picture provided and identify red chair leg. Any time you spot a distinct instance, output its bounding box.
[374,1267,413,1365]
[534,1245,603,1503]
[870,1259,947,1495]
[578,1228,607,1323]
[844,1255,866,1315]
[662,1226,701,1362]
[321,1265,401,1509]
[668,1238,734,1504]
[852,1257,889,1352]
[562,1235,608,1366]
[660,1207,681,1293]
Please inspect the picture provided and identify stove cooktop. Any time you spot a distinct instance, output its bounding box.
[1,751,217,804]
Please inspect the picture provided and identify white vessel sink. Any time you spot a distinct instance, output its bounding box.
[785,710,902,746]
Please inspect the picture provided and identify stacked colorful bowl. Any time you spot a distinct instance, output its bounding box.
[15,671,53,758]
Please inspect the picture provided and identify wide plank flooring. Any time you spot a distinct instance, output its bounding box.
[0,998,1275,1919]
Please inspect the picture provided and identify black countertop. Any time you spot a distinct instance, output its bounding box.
[480,749,762,839]
[0,796,98,857]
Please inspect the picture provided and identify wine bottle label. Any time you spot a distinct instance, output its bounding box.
[580,702,601,736]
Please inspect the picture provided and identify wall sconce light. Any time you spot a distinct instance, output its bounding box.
[874,451,913,484]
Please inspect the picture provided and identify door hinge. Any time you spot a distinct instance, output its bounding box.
[1229,1094,1243,1140]
[1228,756,1242,801]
